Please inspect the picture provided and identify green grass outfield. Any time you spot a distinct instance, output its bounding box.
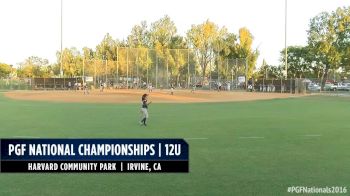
[0,93,350,195]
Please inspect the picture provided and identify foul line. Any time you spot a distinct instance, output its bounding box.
[185,137,208,140]
[239,136,265,139]
[303,134,322,137]
[12,136,41,138]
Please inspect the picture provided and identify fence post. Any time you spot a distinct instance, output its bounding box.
[136,50,139,89]
[156,55,158,89]
[231,69,234,89]
[82,59,85,86]
[166,55,169,88]
[209,61,212,90]
[217,52,220,84]
[105,59,108,83]
[252,77,255,92]
[263,78,265,92]
[188,49,190,89]
[94,60,96,87]
[127,47,129,89]
[117,47,119,85]
[226,59,228,82]
[147,50,149,85]
[281,78,283,93]
[245,58,248,91]
[235,59,238,88]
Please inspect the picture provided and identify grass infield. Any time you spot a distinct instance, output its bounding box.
[0,93,349,195]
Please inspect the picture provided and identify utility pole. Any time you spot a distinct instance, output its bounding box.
[116,47,119,83]
[285,0,288,79]
[187,49,190,88]
[60,0,63,77]
[127,48,129,88]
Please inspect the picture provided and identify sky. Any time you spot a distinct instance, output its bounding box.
[0,0,349,67]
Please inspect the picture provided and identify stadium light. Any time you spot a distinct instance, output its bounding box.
[285,0,288,79]
[60,0,63,77]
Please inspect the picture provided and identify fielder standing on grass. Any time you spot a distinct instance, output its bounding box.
[140,94,152,126]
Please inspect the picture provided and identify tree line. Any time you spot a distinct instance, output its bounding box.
[1,6,349,88]
[255,6,350,89]
[1,16,258,83]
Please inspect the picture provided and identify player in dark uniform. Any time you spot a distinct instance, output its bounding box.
[99,80,104,92]
[140,94,152,126]
[170,84,174,95]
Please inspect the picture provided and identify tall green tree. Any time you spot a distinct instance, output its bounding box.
[127,21,150,48]
[0,63,12,78]
[95,33,124,78]
[213,27,234,79]
[334,7,350,74]
[308,12,342,88]
[96,33,120,60]
[149,15,177,50]
[57,48,83,77]
[280,46,311,78]
[17,56,50,78]
[236,27,259,78]
[187,20,220,81]
[127,22,152,78]
[167,36,189,84]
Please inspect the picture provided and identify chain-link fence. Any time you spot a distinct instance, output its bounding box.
[83,48,249,90]
[205,58,247,90]
[3,48,350,94]
[81,48,247,90]
[301,78,350,95]
[0,78,32,90]
[252,78,296,93]
[251,77,350,95]
[83,48,195,89]
[0,48,251,91]
[2,76,349,95]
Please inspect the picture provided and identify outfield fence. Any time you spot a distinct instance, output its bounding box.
[2,48,349,94]
[0,78,32,90]
[251,78,350,95]
[0,48,250,91]
[81,48,248,90]
[2,77,349,96]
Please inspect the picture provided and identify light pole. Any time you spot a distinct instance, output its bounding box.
[116,47,119,84]
[60,0,63,77]
[285,0,288,79]
[187,49,190,88]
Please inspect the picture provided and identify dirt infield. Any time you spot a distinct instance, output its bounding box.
[4,89,304,104]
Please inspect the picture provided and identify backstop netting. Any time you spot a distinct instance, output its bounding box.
[204,58,247,90]
[84,48,197,89]
[1,48,255,91]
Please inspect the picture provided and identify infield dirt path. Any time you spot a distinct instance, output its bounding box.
[4,89,304,104]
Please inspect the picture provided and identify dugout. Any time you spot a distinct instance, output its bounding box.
[33,77,83,90]
[253,78,297,93]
